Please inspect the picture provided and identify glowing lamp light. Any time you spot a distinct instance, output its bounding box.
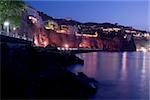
[43,41,48,47]
[4,21,10,26]
[124,35,127,39]
[28,16,37,24]
[13,27,16,31]
[34,39,38,46]
[64,44,69,48]
[4,21,10,34]
[141,47,147,52]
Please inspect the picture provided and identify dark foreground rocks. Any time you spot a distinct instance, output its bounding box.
[1,43,98,99]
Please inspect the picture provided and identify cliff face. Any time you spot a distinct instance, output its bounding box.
[102,35,136,51]
[29,27,136,51]
[45,30,103,49]
[102,37,122,51]
[122,35,136,51]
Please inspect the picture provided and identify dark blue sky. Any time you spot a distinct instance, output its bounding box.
[25,0,149,31]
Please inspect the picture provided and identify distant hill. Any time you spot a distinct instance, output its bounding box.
[38,11,149,34]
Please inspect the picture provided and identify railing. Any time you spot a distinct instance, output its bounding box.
[0,30,33,42]
[57,47,103,51]
[57,47,78,51]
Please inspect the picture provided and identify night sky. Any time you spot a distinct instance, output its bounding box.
[25,0,149,31]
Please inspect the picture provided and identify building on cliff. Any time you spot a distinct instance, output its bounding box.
[15,5,139,51]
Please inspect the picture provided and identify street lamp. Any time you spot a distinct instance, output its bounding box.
[4,21,10,35]
[64,44,69,48]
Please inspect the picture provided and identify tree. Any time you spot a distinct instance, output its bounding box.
[44,20,58,30]
[0,0,25,28]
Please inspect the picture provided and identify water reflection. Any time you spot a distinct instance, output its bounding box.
[82,52,97,77]
[75,52,149,99]
[142,52,146,74]
[120,52,127,81]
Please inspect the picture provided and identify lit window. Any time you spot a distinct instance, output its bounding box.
[28,16,38,24]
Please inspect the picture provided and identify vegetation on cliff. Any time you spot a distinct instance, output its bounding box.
[0,0,25,27]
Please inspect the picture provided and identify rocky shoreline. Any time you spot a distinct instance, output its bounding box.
[1,43,98,99]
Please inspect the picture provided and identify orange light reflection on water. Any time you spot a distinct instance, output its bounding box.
[82,52,97,78]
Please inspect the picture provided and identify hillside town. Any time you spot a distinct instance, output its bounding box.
[1,5,150,51]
